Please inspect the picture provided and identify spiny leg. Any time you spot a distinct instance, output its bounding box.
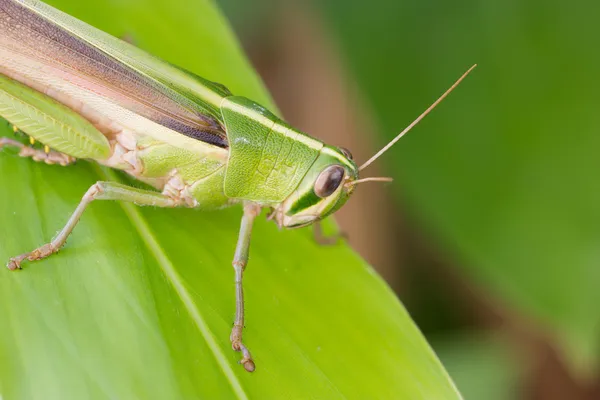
[230,203,261,372]
[7,181,180,270]
[313,220,346,246]
[0,136,75,166]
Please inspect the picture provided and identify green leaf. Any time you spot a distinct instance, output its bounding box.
[317,0,600,377]
[0,0,460,398]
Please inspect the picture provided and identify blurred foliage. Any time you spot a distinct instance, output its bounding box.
[0,0,463,398]
[315,0,600,378]
[435,333,521,400]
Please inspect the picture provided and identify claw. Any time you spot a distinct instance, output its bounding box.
[238,343,255,372]
[231,325,255,372]
[241,358,256,373]
[7,256,24,270]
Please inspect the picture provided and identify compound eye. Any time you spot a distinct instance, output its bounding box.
[339,147,353,160]
[314,165,345,198]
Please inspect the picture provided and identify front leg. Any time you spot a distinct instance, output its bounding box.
[7,181,181,270]
[230,203,261,372]
[312,220,346,246]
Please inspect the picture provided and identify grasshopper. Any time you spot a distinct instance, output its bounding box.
[0,0,475,372]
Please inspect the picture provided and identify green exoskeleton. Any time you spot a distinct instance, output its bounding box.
[0,0,475,372]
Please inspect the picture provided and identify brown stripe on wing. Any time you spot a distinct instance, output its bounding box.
[0,0,228,148]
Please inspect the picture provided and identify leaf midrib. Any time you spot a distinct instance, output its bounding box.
[97,166,248,400]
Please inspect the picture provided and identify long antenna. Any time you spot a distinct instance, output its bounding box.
[359,64,477,171]
[347,176,394,186]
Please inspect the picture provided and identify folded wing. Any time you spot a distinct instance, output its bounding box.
[0,0,229,149]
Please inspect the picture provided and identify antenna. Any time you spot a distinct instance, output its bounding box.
[359,64,477,171]
[346,177,394,187]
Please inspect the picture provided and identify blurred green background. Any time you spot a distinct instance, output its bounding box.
[2,0,600,398]
[217,0,600,398]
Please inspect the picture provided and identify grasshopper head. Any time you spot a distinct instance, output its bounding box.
[271,65,477,229]
[274,146,359,228]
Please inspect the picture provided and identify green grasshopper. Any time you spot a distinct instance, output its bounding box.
[0,0,475,372]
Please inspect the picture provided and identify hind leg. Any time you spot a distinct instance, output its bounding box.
[0,136,75,166]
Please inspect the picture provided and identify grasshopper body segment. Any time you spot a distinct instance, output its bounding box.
[221,96,323,203]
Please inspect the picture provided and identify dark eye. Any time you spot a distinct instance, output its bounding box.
[314,165,345,198]
[339,147,353,160]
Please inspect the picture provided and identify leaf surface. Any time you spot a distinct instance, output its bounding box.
[0,0,461,398]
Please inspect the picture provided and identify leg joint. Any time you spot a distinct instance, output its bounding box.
[84,182,104,201]
[232,260,246,270]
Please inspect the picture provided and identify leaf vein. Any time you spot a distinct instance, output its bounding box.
[94,166,249,400]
